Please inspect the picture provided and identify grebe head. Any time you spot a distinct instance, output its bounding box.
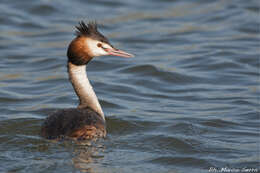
[67,21,134,65]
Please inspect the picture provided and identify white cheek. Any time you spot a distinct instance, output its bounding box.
[85,39,108,57]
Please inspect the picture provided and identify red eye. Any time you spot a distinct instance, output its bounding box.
[97,43,102,47]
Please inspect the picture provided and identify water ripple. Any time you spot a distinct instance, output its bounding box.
[0,0,259,172]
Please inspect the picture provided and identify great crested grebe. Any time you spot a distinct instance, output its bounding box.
[41,21,133,140]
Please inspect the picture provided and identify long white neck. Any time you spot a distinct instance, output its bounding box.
[68,62,105,120]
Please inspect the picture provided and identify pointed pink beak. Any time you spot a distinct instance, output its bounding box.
[105,48,134,58]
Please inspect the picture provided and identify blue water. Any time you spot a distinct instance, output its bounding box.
[0,0,259,172]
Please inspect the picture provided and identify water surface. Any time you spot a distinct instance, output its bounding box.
[0,0,259,172]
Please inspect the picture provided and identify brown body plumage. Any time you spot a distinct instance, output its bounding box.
[41,108,106,140]
[40,21,133,140]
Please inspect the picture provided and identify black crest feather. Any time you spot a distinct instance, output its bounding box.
[75,21,109,44]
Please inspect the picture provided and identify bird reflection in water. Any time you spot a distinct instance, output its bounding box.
[71,139,106,173]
